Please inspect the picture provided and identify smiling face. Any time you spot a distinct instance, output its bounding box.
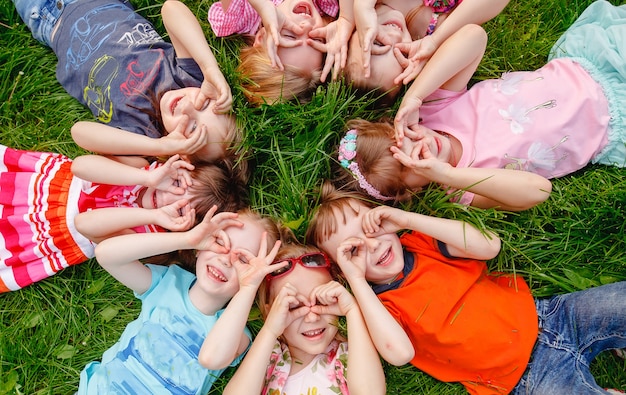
[160,87,234,161]
[268,264,338,364]
[319,201,404,285]
[346,5,412,96]
[140,169,195,210]
[194,215,266,303]
[398,125,456,189]
[257,0,327,74]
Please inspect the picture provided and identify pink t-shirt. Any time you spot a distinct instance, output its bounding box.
[420,58,610,204]
[208,0,339,37]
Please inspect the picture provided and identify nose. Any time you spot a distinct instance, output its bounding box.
[363,236,381,253]
[303,309,321,323]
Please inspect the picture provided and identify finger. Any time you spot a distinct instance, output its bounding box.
[394,113,407,146]
[277,37,304,48]
[194,92,209,111]
[306,38,327,53]
[320,54,333,83]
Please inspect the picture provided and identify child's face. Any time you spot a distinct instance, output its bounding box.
[260,0,327,74]
[319,202,404,284]
[347,5,411,95]
[160,87,231,161]
[398,125,456,189]
[195,216,266,299]
[141,172,195,209]
[269,264,338,360]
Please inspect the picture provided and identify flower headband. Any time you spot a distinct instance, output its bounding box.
[338,129,394,201]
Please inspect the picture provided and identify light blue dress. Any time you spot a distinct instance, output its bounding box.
[549,0,626,167]
[78,264,251,395]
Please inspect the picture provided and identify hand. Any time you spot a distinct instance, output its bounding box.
[394,95,423,146]
[392,41,430,85]
[354,4,379,78]
[196,76,232,114]
[162,116,210,155]
[147,154,195,193]
[308,17,353,82]
[231,237,285,290]
[390,137,453,177]
[186,206,243,253]
[362,206,407,237]
[256,4,304,70]
[335,238,368,282]
[310,281,356,317]
[263,283,311,338]
[154,199,196,231]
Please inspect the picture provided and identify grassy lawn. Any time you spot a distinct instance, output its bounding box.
[1,0,625,393]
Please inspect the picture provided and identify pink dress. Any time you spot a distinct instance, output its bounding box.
[0,145,162,292]
[208,0,339,37]
[263,339,349,395]
[419,58,611,204]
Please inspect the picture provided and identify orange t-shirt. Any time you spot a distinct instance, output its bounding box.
[377,232,538,394]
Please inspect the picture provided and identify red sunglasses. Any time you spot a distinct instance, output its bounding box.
[267,252,331,280]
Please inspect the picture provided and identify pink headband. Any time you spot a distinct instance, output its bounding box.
[338,129,394,201]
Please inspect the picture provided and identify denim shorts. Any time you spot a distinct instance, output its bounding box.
[513,281,626,394]
[12,0,78,46]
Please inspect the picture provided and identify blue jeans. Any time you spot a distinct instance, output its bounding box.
[12,0,77,46]
[513,281,626,394]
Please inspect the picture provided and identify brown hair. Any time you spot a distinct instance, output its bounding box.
[305,180,375,247]
[237,46,321,106]
[333,119,412,202]
[256,228,326,318]
[186,113,242,163]
[187,156,250,220]
[174,207,281,271]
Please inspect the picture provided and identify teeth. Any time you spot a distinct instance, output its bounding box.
[377,249,390,265]
[208,266,227,282]
[302,328,324,336]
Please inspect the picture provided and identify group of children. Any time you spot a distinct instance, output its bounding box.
[2,0,626,393]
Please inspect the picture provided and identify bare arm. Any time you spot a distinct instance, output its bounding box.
[394,24,487,142]
[335,239,415,366]
[71,121,207,158]
[391,146,553,211]
[363,206,501,261]
[199,239,284,370]
[95,208,239,294]
[429,0,510,51]
[75,200,194,243]
[161,0,231,112]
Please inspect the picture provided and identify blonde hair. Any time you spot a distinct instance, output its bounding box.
[305,180,375,247]
[334,119,412,201]
[186,113,242,163]
[237,46,321,106]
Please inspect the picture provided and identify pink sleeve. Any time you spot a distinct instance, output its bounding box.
[423,0,463,13]
[208,0,263,36]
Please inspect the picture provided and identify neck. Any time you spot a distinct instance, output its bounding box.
[188,284,226,316]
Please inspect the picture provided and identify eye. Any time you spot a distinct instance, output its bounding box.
[238,255,249,264]
[350,246,358,255]
[189,122,197,133]
[281,30,297,40]
[288,302,304,311]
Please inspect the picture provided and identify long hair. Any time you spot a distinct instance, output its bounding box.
[305,180,375,247]
[237,46,321,106]
[333,119,412,201]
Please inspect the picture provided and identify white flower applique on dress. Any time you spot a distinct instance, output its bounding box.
[504,136,569,174]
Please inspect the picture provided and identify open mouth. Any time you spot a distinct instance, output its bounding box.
[152,190,158,209]
[207,266,227,282]
[376,247,393,266]
[302,328,325,338]
[293,2,312,16]
[383,21,403,32]
[170,96,182,115]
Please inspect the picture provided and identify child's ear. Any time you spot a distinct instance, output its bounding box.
[253,28,266,48]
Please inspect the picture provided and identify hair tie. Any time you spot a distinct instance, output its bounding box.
[338,129,394,201]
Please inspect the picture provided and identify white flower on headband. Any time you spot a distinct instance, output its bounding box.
[338,129,394,201]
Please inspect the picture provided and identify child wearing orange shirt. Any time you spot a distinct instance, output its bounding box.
[306,181,626,395]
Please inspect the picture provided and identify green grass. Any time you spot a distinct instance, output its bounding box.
[1,0,625,393]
